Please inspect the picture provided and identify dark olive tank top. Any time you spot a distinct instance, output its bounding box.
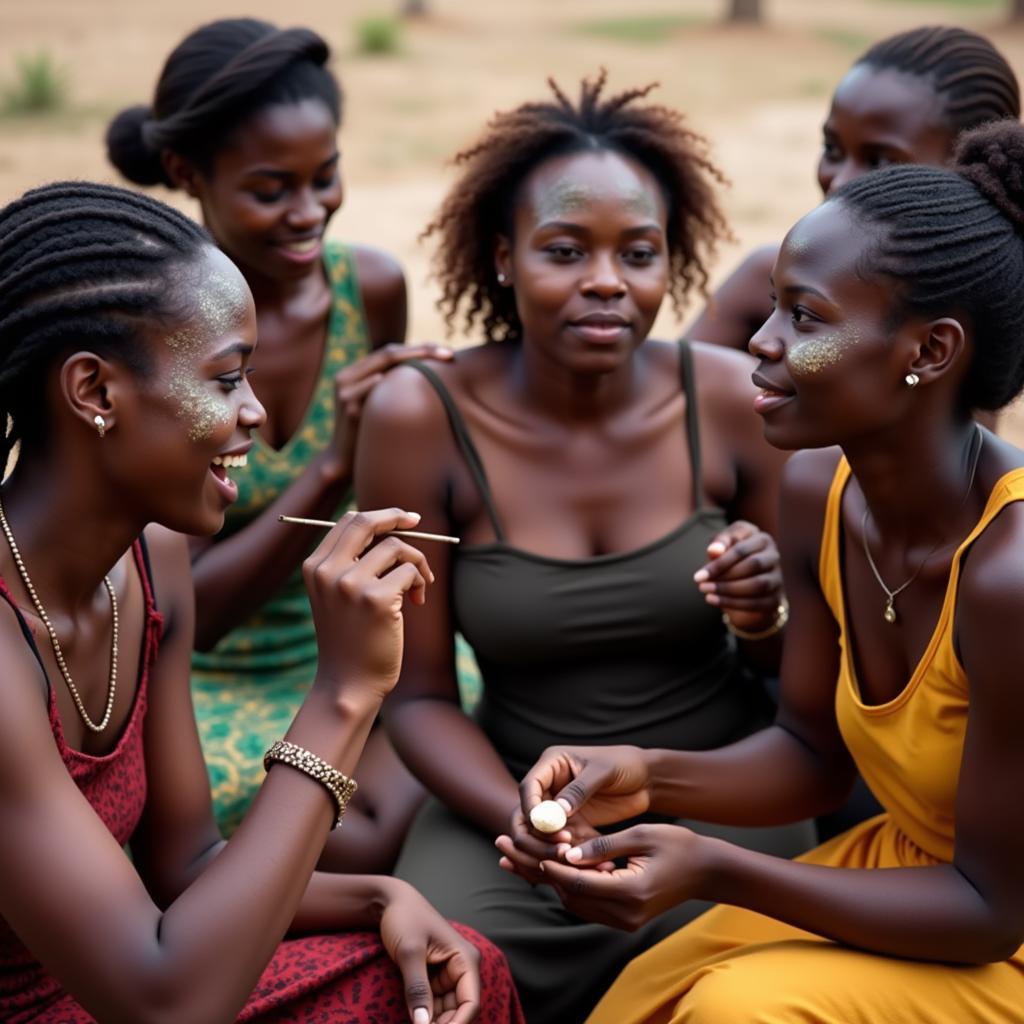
[411,342,771,779]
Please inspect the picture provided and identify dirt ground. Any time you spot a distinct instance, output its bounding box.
[3,0,1024,438]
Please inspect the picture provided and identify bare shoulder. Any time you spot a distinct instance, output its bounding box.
[142,525,193,631]
[736,242,780,280]
[350,244,408,348]
[351,244,406,301]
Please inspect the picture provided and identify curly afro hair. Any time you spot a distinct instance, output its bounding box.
[424,71,730,342]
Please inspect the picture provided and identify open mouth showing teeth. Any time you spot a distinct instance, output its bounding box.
[281,239,319,254]
[212,454,248,469]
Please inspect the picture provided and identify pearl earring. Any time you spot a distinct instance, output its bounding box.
[904,373,920,388]
[93,414,107,438]
[497,272,507,285]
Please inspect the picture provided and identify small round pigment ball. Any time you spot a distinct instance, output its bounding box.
[529,800,567,834]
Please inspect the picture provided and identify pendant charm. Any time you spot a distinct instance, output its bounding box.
[883,599,897,624]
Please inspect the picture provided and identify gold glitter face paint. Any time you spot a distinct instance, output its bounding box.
[788,327,860,377]
[534,178,661,224]
[163,267,249,442]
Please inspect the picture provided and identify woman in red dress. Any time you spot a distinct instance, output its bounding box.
[0,180,523,1024]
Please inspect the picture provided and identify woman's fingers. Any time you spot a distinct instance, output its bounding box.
[335,343,454,389]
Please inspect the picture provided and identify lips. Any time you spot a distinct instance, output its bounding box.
[568,312,631,344]
[751,369,795,415]
[274,234,323,264]
[209,444,252,504]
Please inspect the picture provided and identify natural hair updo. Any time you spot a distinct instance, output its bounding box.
[833,118,1024,411]
[106,18,341,188]
[424,71,729,343]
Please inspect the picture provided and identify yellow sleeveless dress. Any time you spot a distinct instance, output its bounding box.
[587,458,1024,1023]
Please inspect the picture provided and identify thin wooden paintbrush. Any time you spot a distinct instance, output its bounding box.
[278,515,460,544]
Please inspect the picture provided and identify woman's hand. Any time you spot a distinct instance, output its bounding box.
[538,824,711,931]
[693,520,783,633]
[495,804,612,886]
[330,344,453,478]
[517,745,654,830]
[377,879,481,1024]
[303,508,435,701]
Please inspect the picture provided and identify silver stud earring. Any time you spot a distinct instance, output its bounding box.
[497,272,507,285]
[93,414,107,438]
[904,373,920,388]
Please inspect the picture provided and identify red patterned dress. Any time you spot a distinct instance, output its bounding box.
[0,542,524,1023]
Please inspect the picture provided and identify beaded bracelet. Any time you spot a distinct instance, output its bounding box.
[722,597,789,642]
[263,740,358,829]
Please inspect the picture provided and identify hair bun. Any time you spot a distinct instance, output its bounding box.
[105,105,170,188]
[955,118,1024,230]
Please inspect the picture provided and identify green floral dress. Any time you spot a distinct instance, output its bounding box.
[191,242,480,834]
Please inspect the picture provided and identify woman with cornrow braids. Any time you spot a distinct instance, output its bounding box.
[513,118,1024,1022]
[0,181,523,1024]
[107,18,447,870]
[356,72,813,1024]
[687,25,1021,352]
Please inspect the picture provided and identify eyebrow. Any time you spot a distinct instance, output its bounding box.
[244,153,339,180]
[210,342,254,361]
[781,283,833,304]
[536,220,663,234]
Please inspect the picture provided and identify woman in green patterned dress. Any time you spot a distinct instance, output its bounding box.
[107,18,451,870]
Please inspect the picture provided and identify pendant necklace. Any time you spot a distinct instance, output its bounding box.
[860,426,983,625]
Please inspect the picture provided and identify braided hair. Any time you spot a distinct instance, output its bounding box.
[425,71,729,343]
[834,119,1024,411]
[106,18,341,187]
[856,26,1020,136]
[0,181,210,464]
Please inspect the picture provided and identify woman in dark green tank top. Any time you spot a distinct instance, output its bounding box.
[357,74,813,1023]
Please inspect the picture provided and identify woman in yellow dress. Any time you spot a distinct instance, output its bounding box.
[499,118,1024,1021]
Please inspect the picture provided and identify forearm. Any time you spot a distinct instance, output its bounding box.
[141,687,380,1016]
[191,452,350,649]
[703,837,1019,964]
[388,697,519,836]
[291,872,393,933]
[646,723,853,826]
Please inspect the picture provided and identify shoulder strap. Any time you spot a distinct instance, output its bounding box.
[817,457,852,621]
[677,340,705,507]
[406,362,505,542]
[133,535,157,613]
[0,573,50,682]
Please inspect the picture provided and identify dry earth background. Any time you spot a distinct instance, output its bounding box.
[2,0,1024,439]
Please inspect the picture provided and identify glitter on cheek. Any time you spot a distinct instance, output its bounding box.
[162,271,248,441]
[788,329,858,377]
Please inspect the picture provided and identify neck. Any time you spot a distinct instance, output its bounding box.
[512,337,640,423]
[843,417,982,546]
[0,454,145,610]
[223,251,326,310]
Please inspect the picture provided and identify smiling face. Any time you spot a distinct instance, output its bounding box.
[817,65,953,196]
[127,246,265,534]
[496,148,669,374]
[748,201,915,450]
[191,98,342,281]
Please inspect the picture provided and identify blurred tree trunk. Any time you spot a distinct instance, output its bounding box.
[727,0,762,21]
[401,0,428,14]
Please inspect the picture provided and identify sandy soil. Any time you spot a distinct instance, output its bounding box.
[3,0,1024,437]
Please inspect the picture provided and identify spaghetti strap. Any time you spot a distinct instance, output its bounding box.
[677,340,705,508]
[407,361,506,542]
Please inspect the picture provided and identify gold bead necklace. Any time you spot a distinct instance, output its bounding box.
[0,494,118,733]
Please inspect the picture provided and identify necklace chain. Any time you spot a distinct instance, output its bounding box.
[0,495,118,732]
[860,426,983,625]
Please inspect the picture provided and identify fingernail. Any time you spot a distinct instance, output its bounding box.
[699,583,715,593]
[557,798,572,812]
[708,542,726,555]
[494,836,505,847]
[405,512,422,522]
[693,569,709,582]
[413,1008,430,1024]
[706,594,720,606]
[539,862,547,872]
[566,847,582,863]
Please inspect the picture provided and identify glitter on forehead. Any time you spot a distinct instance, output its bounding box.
[535,178,660,223]
[164,269,246,441]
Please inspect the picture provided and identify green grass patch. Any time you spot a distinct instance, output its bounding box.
[571,13,706,45]
[355,16,402,55]
[871,0,1001,7]
[814,27,875,53]
[1,50,67,115]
